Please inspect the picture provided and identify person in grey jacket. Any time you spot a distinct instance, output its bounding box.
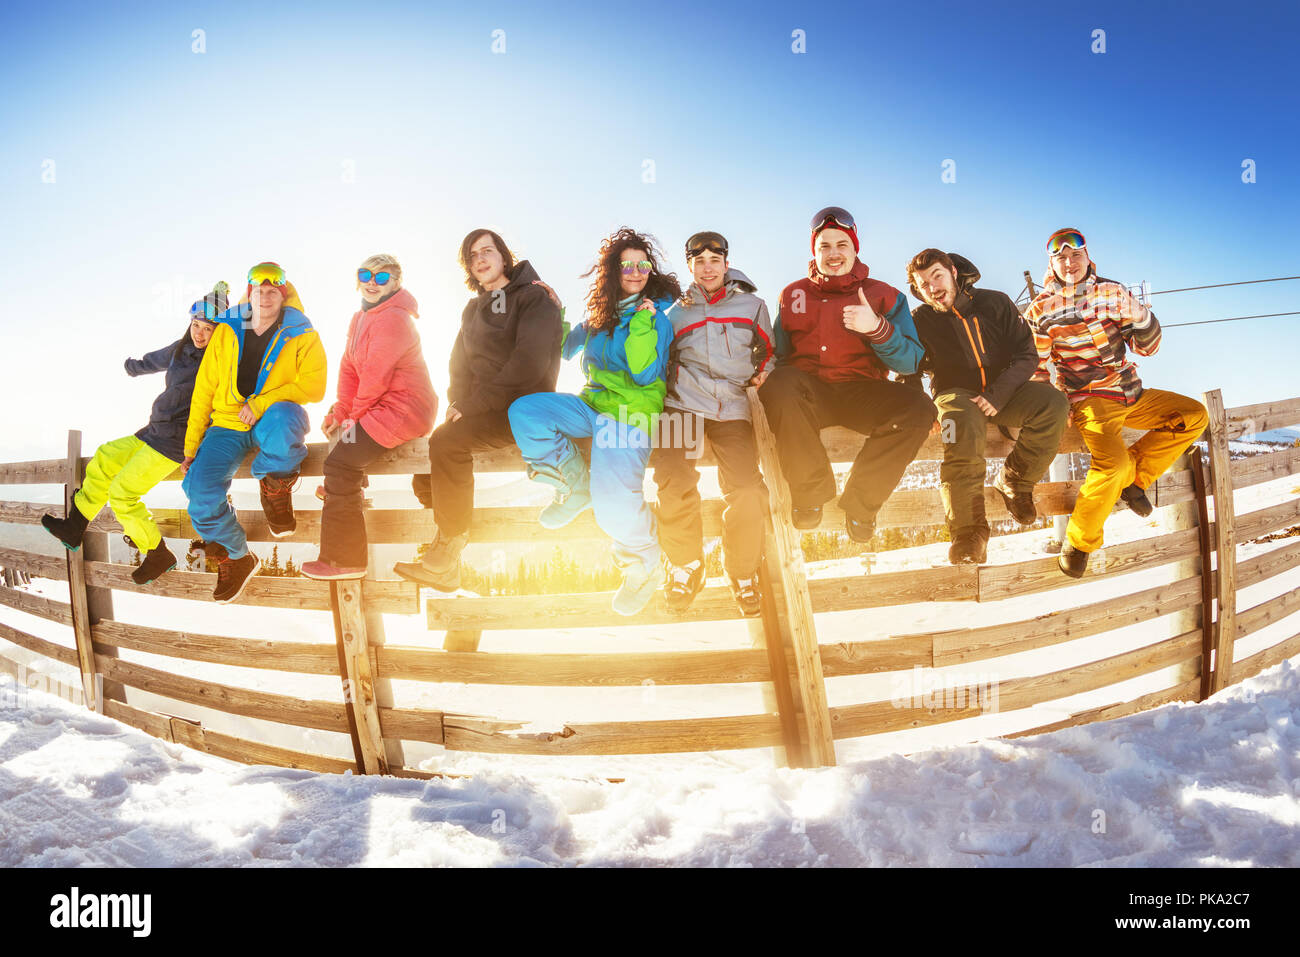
[651,231,774,616]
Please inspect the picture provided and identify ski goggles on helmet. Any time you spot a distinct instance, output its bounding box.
[810,206,856,232]
[247,262,287,286]
[1046,229,1087,255]
[357,269,392,285]
[685,231,729,260]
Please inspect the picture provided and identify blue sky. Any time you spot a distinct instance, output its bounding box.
[1,0,1296,459]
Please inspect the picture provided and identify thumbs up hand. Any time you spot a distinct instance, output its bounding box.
[842,287,882,335]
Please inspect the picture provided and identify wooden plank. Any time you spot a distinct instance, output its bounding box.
[1004,677,1201,738]
[1230,629,1300,685]
[332,581,388,774]
[167,715,357,774]
[810,564,978,612]
[95,655,350,733]
[373,707,445,745]
[426,582,751,631]
[1237,537,1300,588]
[1204,390,1238,694]
[746,388,834,766]
[831,629,1202,739]
[754,556,806,767]
[1190,447,1217,700]
[441,711,786,756]
[0,501,50,525]
[1224,396,1300,439]
[1236,495,1300,541]
[929,575,1203,666]
[0,458,68,485]
[0,584,73,625]
[90,619,338,674]
[0,620,80,667]
[101,699,355,773]
[1235,587,1300,639]
[64,431,103,713]
[1156,449,1208,703]
[977,526,1201,601]
[376,645,775,686]
[79,560,415,615]
[818,635,933,676]
[0,545,69,581]
[1230,445,1300,490]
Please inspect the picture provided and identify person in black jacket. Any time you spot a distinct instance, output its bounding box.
[40,283,227,584]
[907,250,1068,564]
[397,229,563,590]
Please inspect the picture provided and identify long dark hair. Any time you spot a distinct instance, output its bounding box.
[459,228,516,293]
[582,227,680,333]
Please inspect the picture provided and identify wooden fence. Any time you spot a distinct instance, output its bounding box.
[0,389,1298,774]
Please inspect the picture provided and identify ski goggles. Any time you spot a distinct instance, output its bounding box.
[247,262,287,286]
[620,260,653,276]
[1046,229,1087,255]
[357,269,392,285]
[810,206,855,232]
[686,231,729,259]
[190,300,220,322]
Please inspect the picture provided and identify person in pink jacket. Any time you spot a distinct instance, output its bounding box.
[302,254,438,579]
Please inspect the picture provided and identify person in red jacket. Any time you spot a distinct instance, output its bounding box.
[759,206,936,542]
[302,254,437,579]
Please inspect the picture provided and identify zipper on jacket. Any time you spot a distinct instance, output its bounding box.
[953,305,987,392]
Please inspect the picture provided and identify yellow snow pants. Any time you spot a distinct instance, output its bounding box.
[1066,388,1209,552]
[74,435,179,552]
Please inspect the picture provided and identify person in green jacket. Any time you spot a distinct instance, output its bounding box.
[508,227,680,616]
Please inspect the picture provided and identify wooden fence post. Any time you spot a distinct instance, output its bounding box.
[331,580,389,774]
[746,389,836,767]
[755,547,808,768]
[1189,447,1217,701]
[63,430,123,712]
[1203,389,1237,693]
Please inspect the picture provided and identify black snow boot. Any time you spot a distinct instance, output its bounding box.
[132,541,178,585]
[948,524,990,565]
[260,474,298,537]
[41,502,90,551]
[1058,543,1090,578]
[1120,483,1153,517]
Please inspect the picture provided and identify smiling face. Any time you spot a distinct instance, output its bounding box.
[250,282,283,320]
[189,318,216,348]
[468,234,507,290]
[618,246,651,296]
[359,268,401,303]
[689,249,728,295]
[915,262,959,311]
[814,228,856,277]
[1051,245,1091,284]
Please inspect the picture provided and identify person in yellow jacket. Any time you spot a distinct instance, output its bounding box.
[182,262,327,603]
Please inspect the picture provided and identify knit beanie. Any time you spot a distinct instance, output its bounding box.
[189,281,230,322]
[811,218,859,254]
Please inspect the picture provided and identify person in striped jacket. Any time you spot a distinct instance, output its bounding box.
[1024,228,1208,578]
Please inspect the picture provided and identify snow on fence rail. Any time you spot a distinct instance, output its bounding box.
[0,390,1298,774]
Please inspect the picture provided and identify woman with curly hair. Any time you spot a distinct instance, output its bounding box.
[508,227,679,616]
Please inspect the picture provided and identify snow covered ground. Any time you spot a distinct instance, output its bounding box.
[2,656,1297,866]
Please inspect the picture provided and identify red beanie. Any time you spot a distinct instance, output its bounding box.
[811,221,860,254]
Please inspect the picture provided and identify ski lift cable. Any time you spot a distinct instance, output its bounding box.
[1163,311,1300,328]
[1147,276,1300,296]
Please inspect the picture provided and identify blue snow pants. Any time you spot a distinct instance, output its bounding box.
[508,392,659,571]
[183,401,310,559]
